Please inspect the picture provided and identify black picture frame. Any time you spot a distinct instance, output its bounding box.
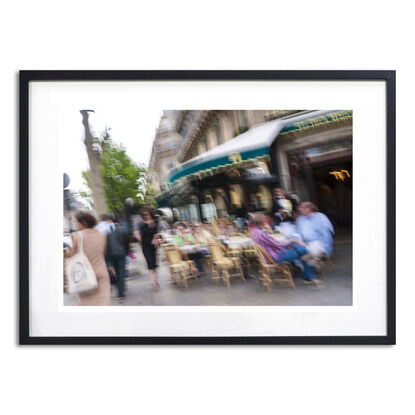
[19,70,396,345]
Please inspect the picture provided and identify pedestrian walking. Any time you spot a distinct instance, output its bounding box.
[135,206,160,289]
[65,211,111,305]
[95,213,114,235]
[106,216,130,300]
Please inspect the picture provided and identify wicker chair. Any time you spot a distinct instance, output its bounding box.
[164,245,198,289]
[255,245,296,291]
[208,243,246,288]
[317,252,335,279]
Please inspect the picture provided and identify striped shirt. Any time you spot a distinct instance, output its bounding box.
[250,226,291,262]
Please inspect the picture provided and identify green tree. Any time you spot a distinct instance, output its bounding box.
[80,130,155,214]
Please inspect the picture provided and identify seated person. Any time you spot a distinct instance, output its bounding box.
[262,216,274,233]
[172,227,185,247]
[275,210,300,240]
[200,221,215,242]
[194,223,212,245]
[217,217,236,237]
[271,187,293,225]
[296,202,334,257]
[249,213,318,283]
[173,223,206,274]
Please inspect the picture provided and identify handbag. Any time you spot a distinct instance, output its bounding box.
[65,231,98,294]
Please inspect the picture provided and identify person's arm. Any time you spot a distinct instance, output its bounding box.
[64,232,79,258]
[151,222,161,246]
[259,229,290,249]
[134,223,142,243]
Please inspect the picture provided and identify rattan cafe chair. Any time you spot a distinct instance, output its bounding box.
[164,245,198,289]
[255,245,296,291]
[208,242,246,288]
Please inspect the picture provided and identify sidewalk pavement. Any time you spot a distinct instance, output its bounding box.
[64,234,352,307]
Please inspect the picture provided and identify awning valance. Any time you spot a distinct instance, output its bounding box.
[167,110,346,186]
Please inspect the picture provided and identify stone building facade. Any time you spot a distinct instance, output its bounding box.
[149,109,352,227]
[147,111,184,194]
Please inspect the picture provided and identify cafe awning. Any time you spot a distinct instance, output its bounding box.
[167,110,341,186]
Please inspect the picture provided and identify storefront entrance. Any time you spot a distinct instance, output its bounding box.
[286,139,352,227]
[311,160,352,227]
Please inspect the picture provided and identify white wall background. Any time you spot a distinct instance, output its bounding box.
[1,1,411,415]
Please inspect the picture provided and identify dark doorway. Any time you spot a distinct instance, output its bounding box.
[311,159,352,227]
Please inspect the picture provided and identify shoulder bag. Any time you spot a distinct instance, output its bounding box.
[65,231,98,294]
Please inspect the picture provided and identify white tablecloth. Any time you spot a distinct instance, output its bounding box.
[223,237,255,249]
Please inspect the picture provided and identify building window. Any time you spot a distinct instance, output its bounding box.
[234,111,249,136]
[214,120,223,145]
[237,110,248,128]
[198,137,208,154]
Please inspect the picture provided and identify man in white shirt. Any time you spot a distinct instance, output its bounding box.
[296,202,334,257]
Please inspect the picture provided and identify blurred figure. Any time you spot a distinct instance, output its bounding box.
[236,204,248,232]
[249,213,318,282]
[296,202,334,257]
[179,223,197,245]
[135,207,160,289]
[201,221,216,240]
[193,224,214,258]
[275,210,299,239]
[65,211,111,305]
[271,187,297,225]
[106,215,130,300]
[217,217,235,237]
[157,215,169,231]
[195,223,215,245]
[288,192,300,217]
[173,223,205,274]
[262,216,274,233]
[95,213,114,235]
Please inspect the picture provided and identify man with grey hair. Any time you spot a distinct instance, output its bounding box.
[296,202,334,257]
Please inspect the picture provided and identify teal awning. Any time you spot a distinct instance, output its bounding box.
[168,110,350,186]
[168,146,270,184]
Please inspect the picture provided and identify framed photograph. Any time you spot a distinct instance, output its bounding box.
[19,70,395,345]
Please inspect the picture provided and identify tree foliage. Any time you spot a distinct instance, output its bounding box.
[81,129,155,214]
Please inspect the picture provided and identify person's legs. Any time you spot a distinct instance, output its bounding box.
[291,243,308,257]
[149,268,159,288]
[188,252,204,273]
[276,248,300,264]
[277,249,316,280]
[114,255,126,297]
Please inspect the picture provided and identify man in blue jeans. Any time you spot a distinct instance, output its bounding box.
[276,243,317,281]
[106,216,130,300]
[249,214,319,283]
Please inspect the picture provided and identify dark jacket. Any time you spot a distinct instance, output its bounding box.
[271,195,299,224]
[106,224,129,257]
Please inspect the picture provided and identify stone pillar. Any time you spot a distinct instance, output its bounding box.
[275,144,292,191]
